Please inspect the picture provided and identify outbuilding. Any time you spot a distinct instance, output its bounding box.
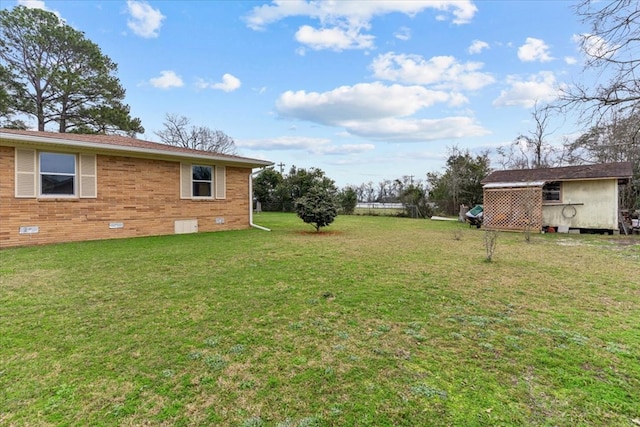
[0,129,273,248]
[480,162,634,234]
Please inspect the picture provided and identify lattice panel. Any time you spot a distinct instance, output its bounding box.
[483,187,543,231]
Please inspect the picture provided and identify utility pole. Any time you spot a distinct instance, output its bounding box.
[277,162,285,174]
[409,175,414,185]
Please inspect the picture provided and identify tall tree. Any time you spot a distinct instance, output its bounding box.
[562,0,640,121]
[0,64,27,129]
[565,109,640,209]
[337,186,358,215]
[0,65,12,119]
[497,103,563,169]
[69,101,143,136]
[281,166,337,211]
[561,1,639,210]
[0,6,142,134]
[355,181,376,203]
[427,147,491,215]
[253,167,283,210]
[155,113,237,155]
[255,166,337,212]
[395,177,431,218]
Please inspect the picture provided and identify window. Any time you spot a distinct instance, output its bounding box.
[192,165,212,197]
[40,152,76,196]
[15,149,95,199]
[180,163,224,199]
[542,182,561,202]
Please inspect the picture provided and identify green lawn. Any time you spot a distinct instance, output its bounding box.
[1,213,639,426]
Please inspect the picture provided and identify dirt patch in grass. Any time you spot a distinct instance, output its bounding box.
[607,238,640,246]
[295,230,344,236]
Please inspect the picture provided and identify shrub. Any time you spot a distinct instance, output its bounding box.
[338,187,358,215]
[295,186,338,231]
[484,230,498,262]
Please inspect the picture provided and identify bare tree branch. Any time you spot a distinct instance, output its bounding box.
[562,0,640,123]
[496,103,563,169]
[155,113,237,155]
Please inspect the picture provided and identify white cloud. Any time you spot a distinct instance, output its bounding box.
[371,52,495,91]
[492,71,562,108]
[17,0,46,9]
[564,56,577,65]
[238,136,329,151]
[126,0,165,38]
[245,1,477,51]
[573,33,616,60]
[518,37,553,62]
[394,26,411,41]
[295,25,374,51]
[237,136,374,155]
[246,1,477,29]
[345,117,490,141]
[320,143,376,155]
[17,0,62,19]
[197,74,241,92]
[276,82,489,142]
[468,40,489,54]
[277,82,455,125]
[214,73,242,92]
[149,70,183,89]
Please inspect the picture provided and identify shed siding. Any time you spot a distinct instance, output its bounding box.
[0,145,252,248]
[542,179,618,229]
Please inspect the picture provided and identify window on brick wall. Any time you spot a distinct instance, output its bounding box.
[180,163,225,199]
[192,165,212,197]
[14,148,96,199]
[40,152,76,196]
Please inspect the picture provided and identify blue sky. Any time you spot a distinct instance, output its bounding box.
[8,0,596,187]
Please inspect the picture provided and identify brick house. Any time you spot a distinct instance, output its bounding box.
[0,129,273,248]
[480,162,634,233]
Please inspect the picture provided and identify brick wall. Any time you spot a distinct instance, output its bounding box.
[0,146,253,248]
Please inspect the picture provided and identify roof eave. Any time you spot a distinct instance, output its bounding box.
[0,132,273,168]
[483,181,546,188]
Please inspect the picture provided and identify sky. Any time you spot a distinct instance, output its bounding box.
[5,0,600,187]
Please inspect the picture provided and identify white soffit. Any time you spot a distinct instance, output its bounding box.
[483,181,546,189]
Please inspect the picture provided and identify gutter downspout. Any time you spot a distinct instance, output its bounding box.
[249,170,271,231]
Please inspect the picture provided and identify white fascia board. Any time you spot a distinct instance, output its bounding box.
[483,181,546,189]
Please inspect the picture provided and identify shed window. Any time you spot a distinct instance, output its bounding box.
[40,152,76,196]
[192,165,212,197]
[542,182,561,202]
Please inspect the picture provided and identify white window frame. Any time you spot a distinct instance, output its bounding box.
[39,152,77,197]
[15,148,96,199]
[542,181,561,204]
[192,164,213,199]
[180,162,226,200]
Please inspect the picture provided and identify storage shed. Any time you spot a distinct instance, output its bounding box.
[480,162,634,233]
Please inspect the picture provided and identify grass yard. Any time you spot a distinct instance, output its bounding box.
[1,213,639,426]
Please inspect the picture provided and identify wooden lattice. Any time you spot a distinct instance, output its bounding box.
[483,187,543,231]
